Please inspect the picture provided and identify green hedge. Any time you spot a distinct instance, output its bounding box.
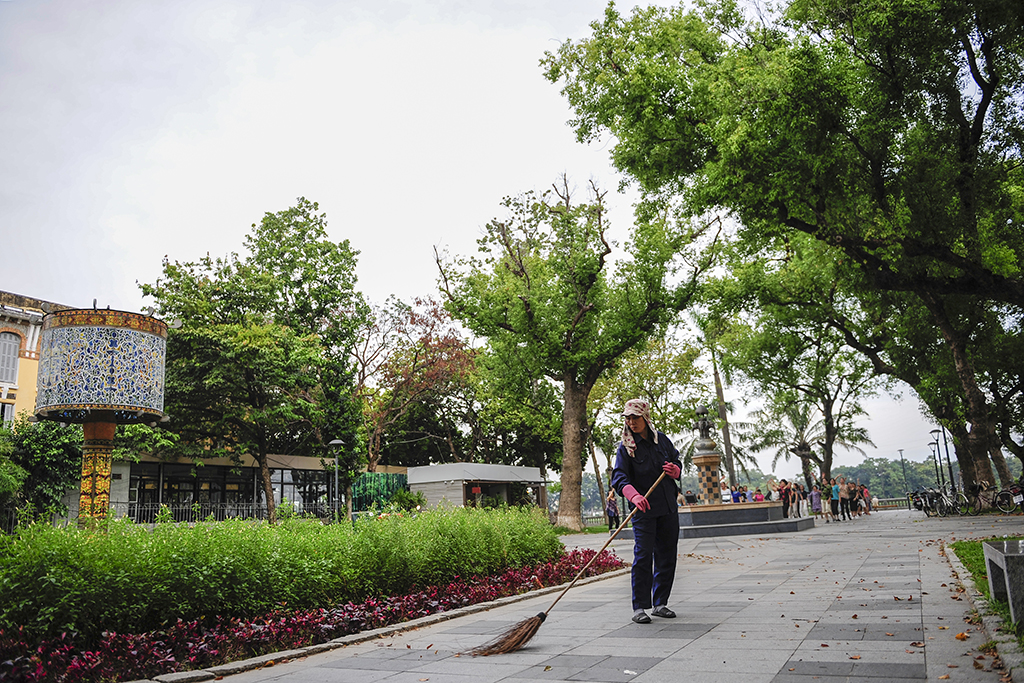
[0,505,561,644]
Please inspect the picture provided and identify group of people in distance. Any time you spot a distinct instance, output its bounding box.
[717,476,876,522]
[718,479,803,518]
[812,476,875,523]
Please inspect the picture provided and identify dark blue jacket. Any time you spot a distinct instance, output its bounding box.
[611,431,681,518]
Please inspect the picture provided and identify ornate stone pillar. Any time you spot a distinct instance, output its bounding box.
[692,406,723,506]
[81,422,116,519]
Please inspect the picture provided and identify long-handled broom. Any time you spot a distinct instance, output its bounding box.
[467,471,668,656]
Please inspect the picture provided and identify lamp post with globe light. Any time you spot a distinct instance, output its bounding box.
[929,439,943,488]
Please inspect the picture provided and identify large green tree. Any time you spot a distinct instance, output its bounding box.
[142,198,366,523]
[543,0,1024,484]
[1,417,80,514]
[437,177,709,530]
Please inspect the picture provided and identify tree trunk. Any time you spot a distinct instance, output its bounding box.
[948,423,979,490]
[800,455,813,491]
[711,352,737,487]
[258,445,277,525]
[366,426,382,472]
[820,401,836,481]
[556,377,589,531]
[920,293,999,486]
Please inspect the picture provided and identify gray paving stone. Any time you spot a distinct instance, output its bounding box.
[195,511,1021,683]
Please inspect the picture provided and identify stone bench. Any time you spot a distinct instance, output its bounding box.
[983,540,1024,623]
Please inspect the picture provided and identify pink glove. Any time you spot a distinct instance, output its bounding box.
[622,484,650,512]
[662,462,681,479]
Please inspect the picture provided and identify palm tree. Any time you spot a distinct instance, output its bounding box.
[740,400,874,489]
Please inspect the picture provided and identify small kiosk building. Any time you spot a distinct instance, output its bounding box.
[408,463,547,510]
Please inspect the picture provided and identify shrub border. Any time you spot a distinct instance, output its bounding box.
[945,540,1023,681]
[137,566,632,683]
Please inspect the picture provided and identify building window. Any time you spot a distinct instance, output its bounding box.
[0,402,13,430]
[0,332,18,385]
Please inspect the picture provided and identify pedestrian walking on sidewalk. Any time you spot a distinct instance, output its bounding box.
[611,399,682,625]
[605,491,621,535]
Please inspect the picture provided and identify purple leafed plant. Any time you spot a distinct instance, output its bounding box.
[0,549,622,683]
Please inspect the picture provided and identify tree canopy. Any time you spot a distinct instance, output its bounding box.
[438,177,710,529]
[142,198,366,523]
[544,0,1024,484]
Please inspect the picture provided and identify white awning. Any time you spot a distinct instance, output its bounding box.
[407,463,545,485]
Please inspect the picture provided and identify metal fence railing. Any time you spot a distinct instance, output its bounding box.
[1,502,345,532]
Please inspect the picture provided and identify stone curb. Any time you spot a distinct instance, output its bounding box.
[945,540,1022,682]
[138,566,631,683]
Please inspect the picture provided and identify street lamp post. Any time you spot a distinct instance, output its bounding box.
[932,427,957,492]
[929,440,943,488]
[328,439,344,523]
[898,448,909,493]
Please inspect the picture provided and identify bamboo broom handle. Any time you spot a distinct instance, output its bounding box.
[543,471,668,616]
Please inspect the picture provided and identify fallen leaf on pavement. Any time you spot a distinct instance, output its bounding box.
[849,655,861,660]
[955,632,969,641]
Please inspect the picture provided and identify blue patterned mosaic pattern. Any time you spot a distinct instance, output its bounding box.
[35,311,166,420]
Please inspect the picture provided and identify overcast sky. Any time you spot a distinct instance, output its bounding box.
[0,0,940,473]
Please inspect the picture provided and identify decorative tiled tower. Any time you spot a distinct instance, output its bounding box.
[34,308,167,520]
[691,405,723,506]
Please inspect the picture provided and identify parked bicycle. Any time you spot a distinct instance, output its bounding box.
[935,485,968,517]
[995,473,1024,514]
[965,480,999,515]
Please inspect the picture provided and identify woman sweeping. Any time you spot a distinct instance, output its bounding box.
[611,399,682,624]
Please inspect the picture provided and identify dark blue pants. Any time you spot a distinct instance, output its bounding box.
[630,512,680,610]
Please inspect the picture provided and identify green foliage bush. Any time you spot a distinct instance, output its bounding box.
[0,504,561,645]
[388,488,427,511]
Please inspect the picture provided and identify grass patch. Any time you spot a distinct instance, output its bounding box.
[949,535,1023,651]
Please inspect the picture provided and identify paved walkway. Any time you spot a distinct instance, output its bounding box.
[193,510,1021,683]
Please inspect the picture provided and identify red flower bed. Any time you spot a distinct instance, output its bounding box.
[0,548,622,683]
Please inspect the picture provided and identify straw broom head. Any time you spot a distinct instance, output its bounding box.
[467,611,546,656]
